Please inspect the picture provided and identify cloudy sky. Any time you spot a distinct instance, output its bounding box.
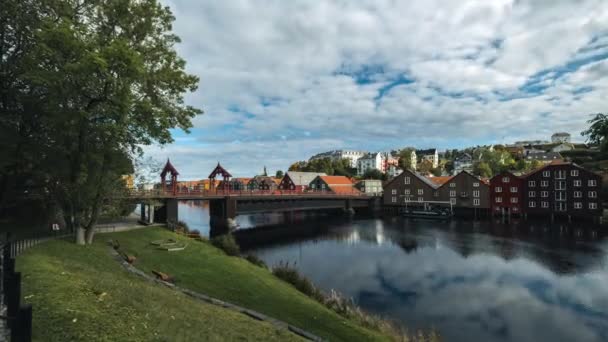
[147,0,608,179]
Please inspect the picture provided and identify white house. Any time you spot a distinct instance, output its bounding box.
[551,143,574,153]
[357,152,384,176]
[386,164,403,178]
[416,148,439,168]
[309,150,367,168]
[551,132,571,143]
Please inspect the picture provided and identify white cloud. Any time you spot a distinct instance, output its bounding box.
[150,0,608,177]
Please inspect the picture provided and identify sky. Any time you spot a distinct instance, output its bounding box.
[145,0,608,179]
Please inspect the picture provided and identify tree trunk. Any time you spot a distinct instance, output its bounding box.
[85,226,95,244]
[76,227,86,245]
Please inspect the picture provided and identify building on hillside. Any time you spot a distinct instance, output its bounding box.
[416,149,439,168]
[453,153,473,175]
[504,146,525,158]
[278,171,326,192]
[309,175,359,194]
[309,150,367,168]
[357,152,384,176]
[524,152,563,164]
[523,161,601,219]
[551,143,575,153]
[514,140,550,147]
[383,152,399,172]
[551,132,571,143]
[437,171,490,212]
[355,179,383,195]
[490,171,525,217]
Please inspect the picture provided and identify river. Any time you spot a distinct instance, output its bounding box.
[178,200,608,342]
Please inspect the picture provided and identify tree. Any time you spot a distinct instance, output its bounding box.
[397,149,415,170]
[473,162,493,178]
[275,170,284,178]
[362,169,384,180]
[1,0,201,244]
[582,113,608,152]
[417,160,434,175]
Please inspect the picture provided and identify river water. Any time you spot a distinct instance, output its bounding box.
[178,200,608,342]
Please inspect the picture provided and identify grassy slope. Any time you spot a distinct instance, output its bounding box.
[16,239,304,342]
[106,228,389,341]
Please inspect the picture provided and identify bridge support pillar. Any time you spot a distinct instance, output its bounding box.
[166,199,178,223]
[209,198,238,232]
[140,203,155,224]
[344,199,355,215]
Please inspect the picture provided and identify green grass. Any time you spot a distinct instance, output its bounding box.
[16,238,305,342]
[104,227,390,341]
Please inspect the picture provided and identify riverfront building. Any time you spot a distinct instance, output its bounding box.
[436,171,490,212]
[278,172,327,192]
[309,176,359,194]
[489,171,525,216]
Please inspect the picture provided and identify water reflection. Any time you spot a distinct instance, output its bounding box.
[176,200,608,342]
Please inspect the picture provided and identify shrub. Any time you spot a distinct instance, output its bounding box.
[245,254,267,268]
[176,220,190,232]
[272,262,324,302]
[211,234,240,256]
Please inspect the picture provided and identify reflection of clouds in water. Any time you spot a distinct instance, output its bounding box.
[253,222,608,342]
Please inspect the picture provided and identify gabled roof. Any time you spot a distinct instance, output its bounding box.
[416,148,437,155]
[318,175,354,185]
[208,162,232,179]
[428,176,453,185]
[285,172,327,186]
[523,160,594,178]
[384,169,440,189]
[160,159,179,177]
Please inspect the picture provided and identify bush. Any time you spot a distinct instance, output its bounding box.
[210,234,240,256]
[272,262,324,302]
[245,254,267,268]
[177,220,190,232]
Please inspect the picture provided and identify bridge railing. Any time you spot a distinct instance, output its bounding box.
[128,189,373,198]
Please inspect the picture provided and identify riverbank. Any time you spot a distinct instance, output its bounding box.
[15,235,305,341]
[15,227,394,341]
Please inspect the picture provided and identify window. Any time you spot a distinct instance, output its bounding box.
[418,197,423,202]
[529,201,536,208]
[588,180,597,187]
[574,191,582,198]
[321,184,326,189]
[589,191,597,198]
[555,202,567,212]
[510,187,518,193]
[541,201,549,208]
[495,187,502,193]
[541,181,548,187]
[574,202,582,209]
[405,177,411,185]
[495,197,502,203]
[391,189,397,195]
[391,197,396,203]
[543,171,550,177]
[450,183,456,188]
[404,189,410,195]
[473,182,479,187]
[571,170,579,177]
[574,179,582,187]
[555,170,566,179]
[528,181,536,187]
[555,192,566,201]
[473,199,480,206]
[529,191,536,197]
[511,197,518,203]
[590,202,598,209]
[473,190,480,197]
[555,181,566,190]
[450,190,456,197]
[450,198,456,205]
[418,189,424,195]
[541,191,548,198]
[502,177,510,183]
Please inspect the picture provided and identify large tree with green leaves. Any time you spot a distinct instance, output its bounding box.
[1,0,201,244]
[582,113,608,152]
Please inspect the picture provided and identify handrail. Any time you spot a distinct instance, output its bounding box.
[126,189,374,198]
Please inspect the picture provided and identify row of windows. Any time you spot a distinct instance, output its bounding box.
[528,201,597,209]
[495,197,518,203]
[391,196,482,206]
[495,186,518,193]
[529,179,597,187]
[528,191,596,198]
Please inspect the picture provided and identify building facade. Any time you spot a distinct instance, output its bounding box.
[452,153,473,175]
[357,152,384,176]
[309,176,358,194]
[437,171,490,210]
[383,169,439,208]
[355,179,383,195]
[278,171,326,192]
[523,162,601,218]
[489,171,524,216]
